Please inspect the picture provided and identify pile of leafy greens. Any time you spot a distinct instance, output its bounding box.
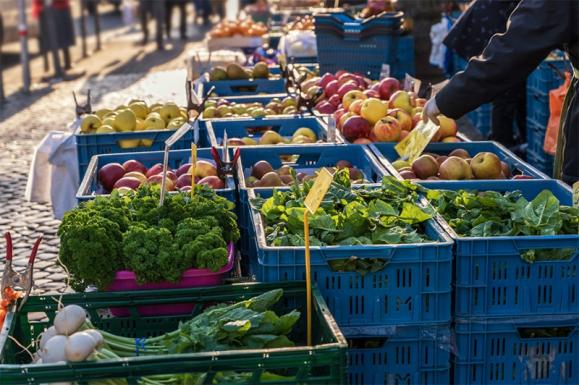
[58,185,240,291]
[426,188,579,263]
[250,172,435,248]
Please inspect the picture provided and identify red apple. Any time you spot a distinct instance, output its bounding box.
[319,73,338,89]
[98,163,126,192]
[180,186,192,192]
[333,108,347,125]
[338,112,355,129]
[341,116,372,142]
[194,160,217,178]
[328,94,341,107]
[166,170,177,182]
[338,73,358,85]
[388,108,413,131]
[198,175,225,189]
[122,160,147,174]
[415,98,427,107]
[147,174,175,191]
[337,81,359,100]
[372,116,401,142]
[176,163,193,177]
[176,173,192,189]
[379,77,400,100]
[353,137,373,144]
[324,80,340,97]
[146,163,164,178]
[335,70,347,78]
[363,89,380,99]
[316,101,337,114]
[113,176,142,191]
[349,99,364,115]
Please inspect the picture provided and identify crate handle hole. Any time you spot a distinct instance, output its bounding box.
[348,336,389,349]
[517,326,573,339]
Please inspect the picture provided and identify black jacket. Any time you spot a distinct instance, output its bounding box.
[436,0,578,182]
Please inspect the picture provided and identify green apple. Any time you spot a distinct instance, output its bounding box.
[115,104,129,111]
[114,109,137,132]
[94,109,112,120]
[167,118,186,130]
[135,118,145,131]
[203,107,217,119]
[128,99,146,105]
[282,97,297,108]
[129,102,149,120]
[95,124,115,134]
[159,103,181,123]
[144,112,166,130]
[102,116,116,127]
[80,114,101,133]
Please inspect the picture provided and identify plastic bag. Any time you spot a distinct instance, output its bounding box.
[544,72,571,155]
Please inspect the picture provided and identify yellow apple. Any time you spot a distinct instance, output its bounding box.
[80,114,101,133]
[94,109,112,120]
[114,109,137,132]
[118,139,141,149]
[129,102,149,120]
[95,124,115,134]
[342,90,367,110]
[135,118,145,131]
[360,98,388,125]
[159,103,181,123]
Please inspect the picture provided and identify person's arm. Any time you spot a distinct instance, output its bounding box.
[435,0,572,119]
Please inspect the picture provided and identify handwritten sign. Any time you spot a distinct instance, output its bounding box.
[395,120,439,162]
[304,168,334,214]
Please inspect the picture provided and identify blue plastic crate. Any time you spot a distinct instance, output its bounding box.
[527,91,550,127]
[423,179,579,318]
[371,141,549,181]
[526,118,548,157]
[527,149,554,177]
[527,56,570,97]
[468,104,492,138]
[454,316,579,385]
[247,187,454,331]
[347,324,451,385]
[76,148,236,204]
[315,30,414,80]
[74,125,200,180]
[235,144,389,254]
[197,78,287,98]
[207,116,339,147]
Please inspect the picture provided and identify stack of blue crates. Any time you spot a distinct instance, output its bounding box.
[423,179,579,385]
[526,55,570,176]
[245,147,455,383]
[314,11,414,80]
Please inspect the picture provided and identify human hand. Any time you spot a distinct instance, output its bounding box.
[422,98,441,125]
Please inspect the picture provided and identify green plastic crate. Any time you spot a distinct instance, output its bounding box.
[0,282,347,385]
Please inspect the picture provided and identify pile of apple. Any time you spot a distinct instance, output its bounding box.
[226,127,320,146]
[209,19,268,38]
[202,96,300,119]
[300,71,459,144]
[96,159,224,195]
[246,160,365,187]
[393,149,534,181]
[80,100,188,149]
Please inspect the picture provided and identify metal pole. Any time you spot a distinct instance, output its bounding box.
[94,1,101,51]
[17,0,31,92]
[0,13,5,101]
[80,0,88,58]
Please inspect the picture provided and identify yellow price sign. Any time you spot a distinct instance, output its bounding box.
[304,167,334,214]
[395,120,439,162]
[573,181,579,208]
[190,144,197,198]
[302,167,334,346]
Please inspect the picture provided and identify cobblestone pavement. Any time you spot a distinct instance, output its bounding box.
[0,65,190,295]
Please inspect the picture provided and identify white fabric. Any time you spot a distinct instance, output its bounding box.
[25,129,80,219]
[279,30,317,58]
[429,16,449,69]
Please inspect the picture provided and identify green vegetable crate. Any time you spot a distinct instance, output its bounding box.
[0,282,347,385]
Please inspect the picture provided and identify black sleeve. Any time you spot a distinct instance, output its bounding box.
[435,0,572,119]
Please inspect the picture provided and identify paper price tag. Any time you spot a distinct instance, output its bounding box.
[395,120,439,162]
[190,144,197,197]
[573,181,579,208]
[304,168,334,214]
[165,122,192,148]
[380,64,391,79]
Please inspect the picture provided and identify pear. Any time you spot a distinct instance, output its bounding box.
[226,63,249,80]
[259,130,283,145]
[129,102,149,120]
[209,67,228,81]
[252,62,269,79]
[80,114,101,133]
[292,127,317,141]
[241,137,258,145]
[203,107,217,119]
[159,103,181,123]
[114,109,137,132]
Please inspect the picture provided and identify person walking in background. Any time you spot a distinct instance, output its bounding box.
[139,0,165,50]
[423,0,578,185]
[165,0,188,40]
[33,0,76,70]
[443,0,525,151]
[194,0,210,25]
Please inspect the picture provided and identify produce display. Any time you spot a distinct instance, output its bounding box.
[251,173,435,247]
[427,188,579,262]
[299,71,458,143]
[29,290,300,383]
[393,150,536,181]
[246,159,366,187]
[358,0,394,18]
[225,126,320,147]
[202,95,300,119]
[209,62,275,81]
[287,15,314,31]
[58,185,239,290]
[0,287,19,329]
[97,158,224,194]
[79,101,188,147]
[209,18,268,38]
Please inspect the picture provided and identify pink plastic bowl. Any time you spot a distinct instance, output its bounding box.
[107,242,235,316]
